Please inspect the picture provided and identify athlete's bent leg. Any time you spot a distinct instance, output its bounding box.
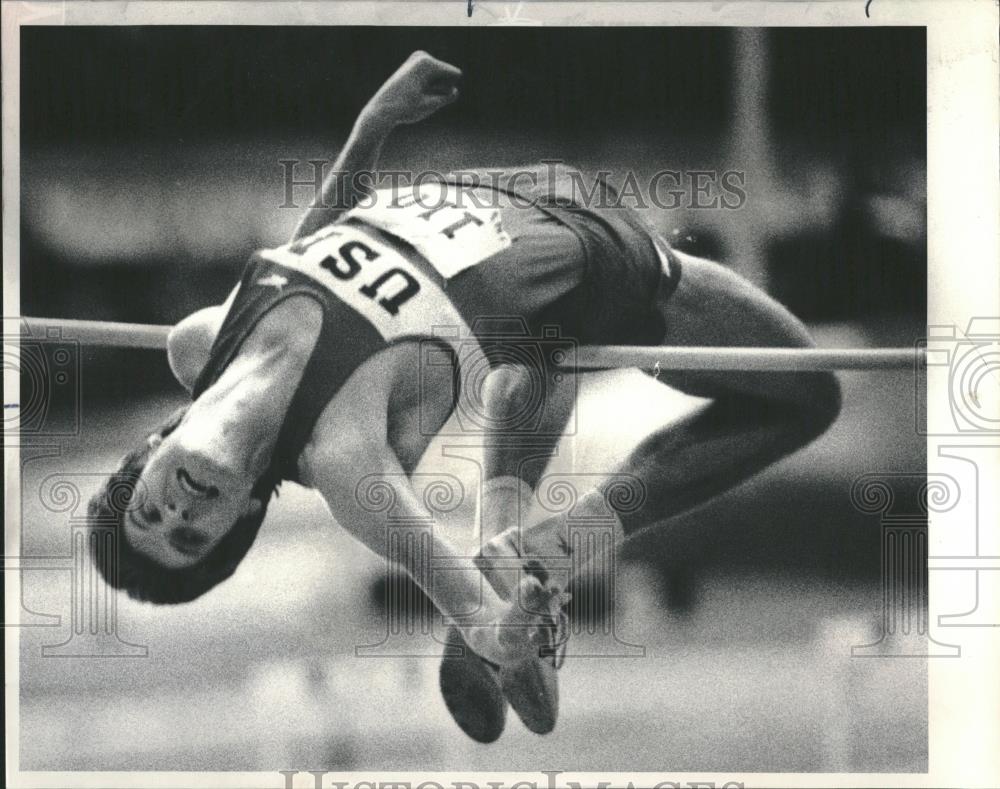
[612,251,841,537]
[477,250,842,592]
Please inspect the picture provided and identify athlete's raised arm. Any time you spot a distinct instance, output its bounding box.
[291,51,462,241]
[166,52,461,391]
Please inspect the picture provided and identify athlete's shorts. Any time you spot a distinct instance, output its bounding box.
[440,164,681,347]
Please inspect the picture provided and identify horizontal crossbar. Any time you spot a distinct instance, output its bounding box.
[19,317,925,371]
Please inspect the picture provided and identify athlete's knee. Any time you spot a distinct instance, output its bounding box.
[751,370,842,449]
[797,370,842,439]
[482,364,536,420]
[167,316,213,392]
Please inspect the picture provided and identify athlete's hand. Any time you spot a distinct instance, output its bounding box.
[363,51,462,128]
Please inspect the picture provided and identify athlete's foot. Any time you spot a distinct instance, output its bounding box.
[496,575,570,735]
[479,513,574,734]
[438,589,565,742]
[481,506,625,734]
[443,574,568,736]
[439,477,576,740]
[439,478,525,743]
[438,624,507,743]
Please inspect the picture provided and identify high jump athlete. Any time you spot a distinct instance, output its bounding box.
[89,51,841,743]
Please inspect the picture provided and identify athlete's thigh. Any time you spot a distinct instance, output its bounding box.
[653,249,819,400]
[655,250,796,346]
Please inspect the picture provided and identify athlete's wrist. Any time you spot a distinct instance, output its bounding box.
[356,102,401,139]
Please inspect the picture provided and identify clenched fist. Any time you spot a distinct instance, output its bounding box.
[363,51,462,128]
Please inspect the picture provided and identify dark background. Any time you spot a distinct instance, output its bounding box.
[22,26,925,325]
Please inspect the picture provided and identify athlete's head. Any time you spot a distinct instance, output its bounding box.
[89,406,280,603]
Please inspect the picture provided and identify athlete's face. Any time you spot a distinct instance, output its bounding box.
[126,431,262,569]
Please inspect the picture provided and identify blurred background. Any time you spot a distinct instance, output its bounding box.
[18,26,926,772]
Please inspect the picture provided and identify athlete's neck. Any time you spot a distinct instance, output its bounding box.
[175,297,323,479]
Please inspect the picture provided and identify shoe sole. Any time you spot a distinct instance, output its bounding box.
[500,655,558,734]
[438,624,507,744]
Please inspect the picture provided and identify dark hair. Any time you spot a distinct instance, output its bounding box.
[88,405,280,604]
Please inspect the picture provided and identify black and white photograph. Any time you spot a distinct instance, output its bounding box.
[4,2,998,788]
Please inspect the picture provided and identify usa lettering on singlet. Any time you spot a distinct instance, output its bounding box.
[259,223,467,340]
